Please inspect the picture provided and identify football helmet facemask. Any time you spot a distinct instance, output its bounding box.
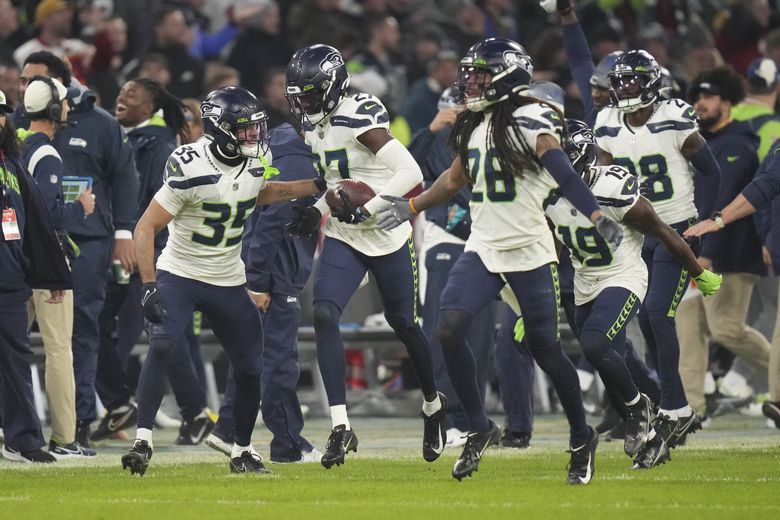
[201,86,269,158]
[608,50,662,113]
[456,37,533,112]
[564,119,597,177]
[285,44,350,129]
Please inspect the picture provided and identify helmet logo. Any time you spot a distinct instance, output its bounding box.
[201,102,223,120]
[503,51,522,66]
[237,117,249,123]
[320,52,344,74]
[474,57,487,66]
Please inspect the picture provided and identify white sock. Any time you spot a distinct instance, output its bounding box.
[577,370,595,392]
[422,394,442,416]
[674,405,693,418]
[231,443,256,459]
[658,408,678,421]
[135,427,153,449]
[625,393,641,407]
[330,405,350,430]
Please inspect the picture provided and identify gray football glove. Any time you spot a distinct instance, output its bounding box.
[375,195,416,230]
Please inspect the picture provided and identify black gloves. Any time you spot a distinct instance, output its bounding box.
[286,206,323,237]
[333,189,369,224]
[141,282,166,323]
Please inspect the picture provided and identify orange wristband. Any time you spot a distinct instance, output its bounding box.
[409,197,419,215]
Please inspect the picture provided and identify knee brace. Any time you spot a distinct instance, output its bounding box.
[149,336,178,361]
[313,301,341,330]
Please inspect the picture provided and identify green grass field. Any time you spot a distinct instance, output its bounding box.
[1,416,778,520]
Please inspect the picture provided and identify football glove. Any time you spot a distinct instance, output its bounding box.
[594,215,624,250]
[514,316,525,343]
[286,206,322,237]
[693,269,722,296]
[333,189,369,224]
[141,282,166,324]
[539,0,572,14]
[375,195,415,230]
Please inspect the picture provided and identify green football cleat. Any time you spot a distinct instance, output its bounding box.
[693,269,722,296]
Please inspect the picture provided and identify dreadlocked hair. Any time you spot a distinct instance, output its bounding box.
[133,78,188,141]
[449,95,567,180]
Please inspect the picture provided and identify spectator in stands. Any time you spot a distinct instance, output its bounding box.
[148,5,203,99]
[92,78,213,446]
[715,0,771,75]
[208,122,321,463]
[732,57,780,163]
[401,50,458,134]
[13,0,89,68]
[403,27,445,85]
[261,67,292,129]
[348,16,405,114]
[15,51,139,448]
[204,64,240,94]
[0,0,25,67]
[286,0,360,51]
[20,76,96,458]
[181,98,202,144]
[181,0,263,60]
[137,53,172,91]
[480,0,518,41]
[678,67,770,415]
[0,63,20,107]
[0,88,70,464]
[87,16,129,111]
[227,0,292,99]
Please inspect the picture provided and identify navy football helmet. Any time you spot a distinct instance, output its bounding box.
[285,44,350,128]
[201,86,269,158]
[527,80,565,112]
[564,119,597,177]
[590,51,623,89]
[608,50,662,113]
[456,37,533,112]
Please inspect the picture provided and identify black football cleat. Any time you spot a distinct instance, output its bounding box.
[421,392,448,462]
[567,426,598,485]
[452,420,500,481]
[321,425,358,469]
[632,433,670,469]
[175,412,216,446]
[90,403,138,442]
[624,393,653,457]
[500,429,531,449]
[122,439,153,476]
[672,413,702,447]
[230,450,272,474]
[763,400,780,430]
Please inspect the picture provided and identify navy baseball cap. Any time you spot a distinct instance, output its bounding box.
[746,57,779,92]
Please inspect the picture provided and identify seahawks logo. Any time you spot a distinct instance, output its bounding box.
[201,102,223,120]
[503,51,530,71]
[320,52,344,74]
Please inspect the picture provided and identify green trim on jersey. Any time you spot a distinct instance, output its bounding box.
[667,268,689,318]
[407,236,419,322]
[551,263,561,341]
[607,292,638,341]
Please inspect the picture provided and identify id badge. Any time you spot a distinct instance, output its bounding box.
[2,208,21,240]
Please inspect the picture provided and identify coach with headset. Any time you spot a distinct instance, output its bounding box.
[19,76,96,458]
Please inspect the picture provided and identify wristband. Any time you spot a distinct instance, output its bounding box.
[409,197,419,215]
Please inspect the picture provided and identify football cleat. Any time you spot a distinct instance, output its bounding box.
[624,393,653,456]
[2,446,56,463]
[205,432,233,457]
[321,425,358,469]
[230,449,272,474]
[567,426,598,485]
[175,411,216,446]
[90,403,138,442]
[48,440,97,459]
[271,448,323,464]
[421,392,448,462]
[452,420,501,481]
[654,413,702,449]
[500,429,531,449]
[632,433,670,469]
[762,400,780,430]
[121,439,153,476]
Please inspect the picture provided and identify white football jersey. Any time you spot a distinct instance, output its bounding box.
[154,138,270,286]
[594,99,698,225]
[464,102,560,273]
[545,165,647,305]
[305,93,411,256]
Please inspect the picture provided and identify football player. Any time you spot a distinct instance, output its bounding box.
[544,119,721,468]
[121,86,326,476]
[594,50,723,449]
[283,44,446,469]
[376,37,624,484]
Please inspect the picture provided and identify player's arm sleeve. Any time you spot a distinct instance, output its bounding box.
[106,122,140,234]
[363,139,424,215]
[742,147,780,211]
[31,155,85,228]
[562,22,597,126]
[247,153,317,293]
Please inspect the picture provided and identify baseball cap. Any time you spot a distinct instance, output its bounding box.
[746,57,779,92]
[687,81,721,100]
[24,77,68,115]
[35,0,72,27]
[0,90,12,114]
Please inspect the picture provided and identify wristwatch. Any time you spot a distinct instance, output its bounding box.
[710,211,726,229]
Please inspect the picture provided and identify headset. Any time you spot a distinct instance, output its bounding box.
[30,75,62,122]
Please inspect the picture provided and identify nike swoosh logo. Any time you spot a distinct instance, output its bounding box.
[364,103,377,110]
[433,428,444,455]
[190,421,208,444]
[107,408,134,431]
[626,180,635,189]
[727,155,739,162]
[578,451,593,484]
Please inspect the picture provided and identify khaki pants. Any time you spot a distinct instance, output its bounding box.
[677,273,771,413]
[769,282,780,401]
[28,289,76,445]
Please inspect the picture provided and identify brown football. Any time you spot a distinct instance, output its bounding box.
[325,179,376,213]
